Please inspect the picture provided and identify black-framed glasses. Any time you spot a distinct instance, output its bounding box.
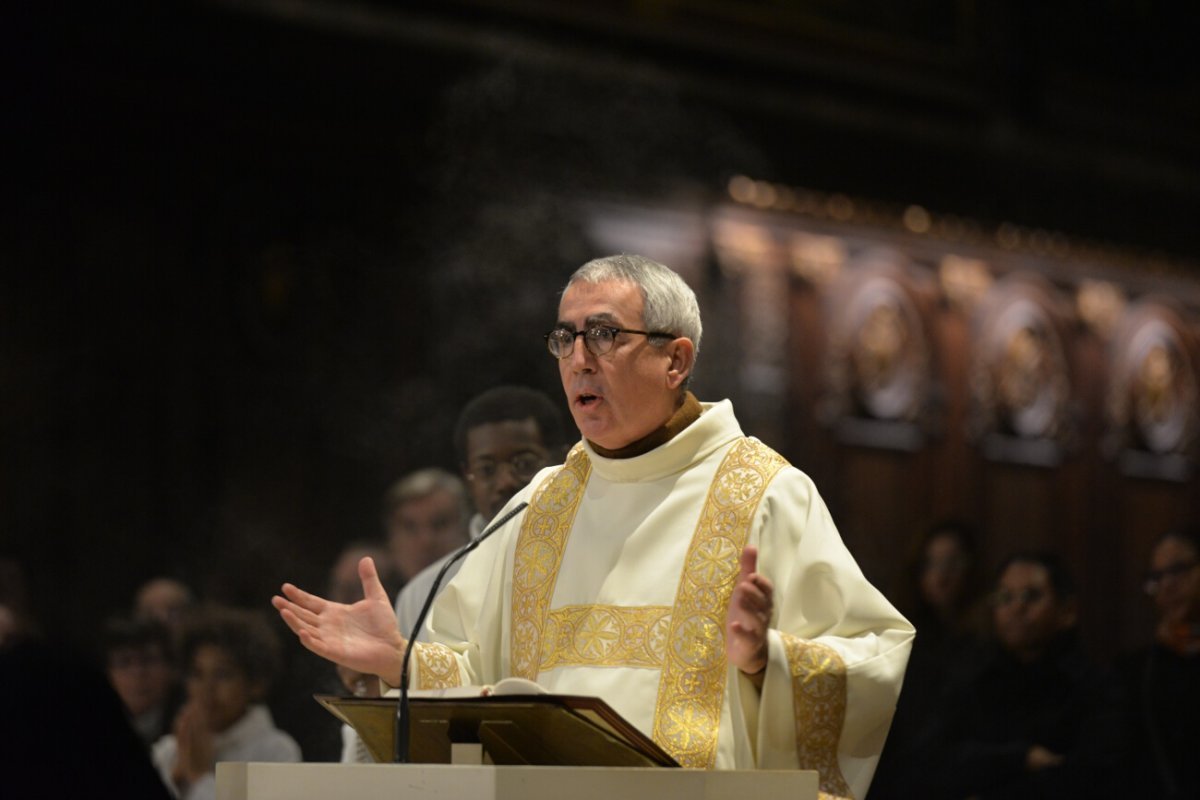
[544,325,674,359]
[1144,559,1198,595]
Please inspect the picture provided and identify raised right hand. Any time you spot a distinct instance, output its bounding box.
[272,556,406,686]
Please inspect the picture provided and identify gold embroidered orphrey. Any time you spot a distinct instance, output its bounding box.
[508,437,790,768]
[541,604,673,670]
[413,641,464,690]
[651,437,787,768]
[781,633,852,799]
[509,443,593,680]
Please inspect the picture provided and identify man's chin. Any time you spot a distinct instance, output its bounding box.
[571,412,606,440]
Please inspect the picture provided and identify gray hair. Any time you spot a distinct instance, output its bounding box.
[566,255,703,370]
[382,467,469,524]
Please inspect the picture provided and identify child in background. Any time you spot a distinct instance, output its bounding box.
[153,607,300,799]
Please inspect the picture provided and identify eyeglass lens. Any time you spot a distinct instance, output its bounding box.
[547,327,617,358]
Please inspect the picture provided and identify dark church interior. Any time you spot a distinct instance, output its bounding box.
[4,0,1199,791]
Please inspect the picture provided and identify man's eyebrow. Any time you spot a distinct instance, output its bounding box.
[554,313,619,330]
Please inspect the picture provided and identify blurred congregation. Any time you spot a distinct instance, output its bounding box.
[4,1,1200,798]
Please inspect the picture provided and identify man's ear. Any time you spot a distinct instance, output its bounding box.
[665,338,695,390]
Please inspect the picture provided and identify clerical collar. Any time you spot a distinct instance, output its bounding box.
[588,391,703,459]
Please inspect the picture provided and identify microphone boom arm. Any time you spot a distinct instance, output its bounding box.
[393,500,529,763]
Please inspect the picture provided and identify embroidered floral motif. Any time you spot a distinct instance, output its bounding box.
[652,439,788,768]
[509,445,591,679]
[412,642,463,690]
[781,633,852,800]
[540,605,672,669]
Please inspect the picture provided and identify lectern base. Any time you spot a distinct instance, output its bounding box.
[217,762,818,800]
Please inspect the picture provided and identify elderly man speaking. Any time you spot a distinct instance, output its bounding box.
[274,254,913,799]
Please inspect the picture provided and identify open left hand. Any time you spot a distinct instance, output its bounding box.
[726,545,773,679]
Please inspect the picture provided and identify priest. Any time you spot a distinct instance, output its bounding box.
[274,254,913,799]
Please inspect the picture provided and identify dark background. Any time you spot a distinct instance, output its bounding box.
[4,0,1198,736]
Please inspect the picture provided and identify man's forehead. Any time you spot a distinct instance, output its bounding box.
[398,488,456,512]
[557,279,643,321]
[1153,536,1197,566]
[466,418,545,454]
[1000,562,1050,584]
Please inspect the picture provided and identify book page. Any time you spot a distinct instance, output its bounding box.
[405,677,547,698]
[407,685,489,699]
[485,676,548,696]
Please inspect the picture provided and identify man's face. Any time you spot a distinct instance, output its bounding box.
[555,280,689,450]
[992,561,1074,661]
[464,418,552,521]
[387,488,468,581]
[1148,536,1200,625]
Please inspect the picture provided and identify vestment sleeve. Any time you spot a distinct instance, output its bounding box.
[750,466,914,800]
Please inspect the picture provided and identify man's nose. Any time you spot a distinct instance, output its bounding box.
[569,339,595,370]
[493,464,523,495]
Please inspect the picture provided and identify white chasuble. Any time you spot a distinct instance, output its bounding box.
[410,400,913,800]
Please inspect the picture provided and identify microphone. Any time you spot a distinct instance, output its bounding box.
[393,500,529,763]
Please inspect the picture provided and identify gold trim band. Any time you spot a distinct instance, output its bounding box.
[652,438,788,768]
[781,633,851,799]
[509,444,592,680]
[540,604,673,669]
[413,641,464,690]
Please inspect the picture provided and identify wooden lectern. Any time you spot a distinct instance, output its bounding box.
[314,692,679,767]
[217,762,819,800]
[215,692,819,800]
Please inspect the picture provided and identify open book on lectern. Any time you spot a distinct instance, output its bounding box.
[315,678,680,768]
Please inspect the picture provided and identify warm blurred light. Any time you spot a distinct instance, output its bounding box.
[713,219,776,277]
[1076,279,1126,338]
[902,205,931,234]
[827,193,854,221]
[789,232,846,286]
[1029,229,1051,255]
[939,254,993,309]
[938,214,965,241]
[793,190,819,215]
[774,185,797,210]
[996,223,1021,249]
[752,180,778,209]
[1049,232,1071,258]
[728,175,756,204]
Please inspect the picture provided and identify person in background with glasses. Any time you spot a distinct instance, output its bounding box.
[929,551,1125,800]
[274,255,913,797]
[1117,525,1200,800]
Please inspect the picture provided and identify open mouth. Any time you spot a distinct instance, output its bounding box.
[576,392,601,408]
